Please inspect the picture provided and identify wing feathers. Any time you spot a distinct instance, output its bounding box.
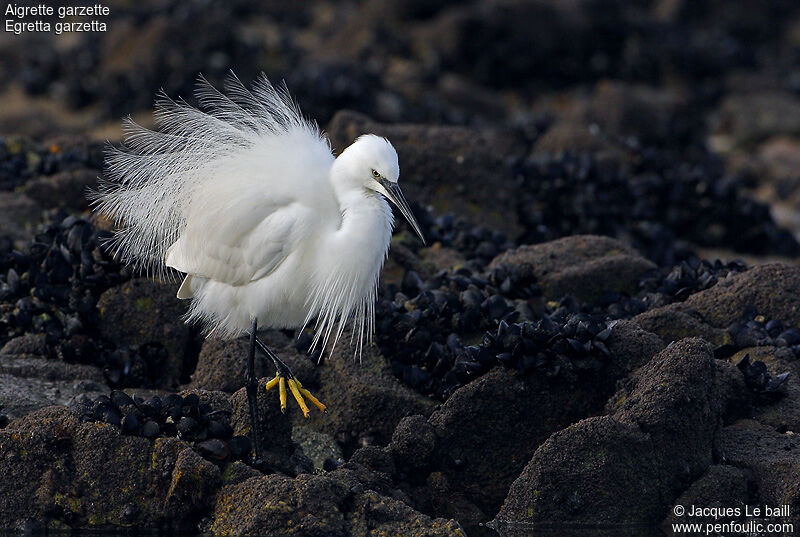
[91,72,330,279]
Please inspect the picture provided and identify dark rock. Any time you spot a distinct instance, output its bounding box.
[490,235,656,304]
[0,191,43,246]
[680,264,800,328]
[603,320,665,374]
[496,415,663,525]
[97,278,192,388]
[190,330,315,393]
[20,168,98,212]
[210,471,462,537]
[428,366,612,522]
[663,465,751,526]
[388,414,437,473]
[498,338,742,525]
[306,330,436,456]
[0,406,219,529]
[633,305,729,346]
[230,378,294,472]
[717,420,800,514]
[0,334,46,356]
[350,445,396,477]
[0,355,107,419]
[713,92,800,145]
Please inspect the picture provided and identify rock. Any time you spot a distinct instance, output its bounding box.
[663,465,751,526]
[490,235,656,303]
[190,331,316,393]
[20,168,98,211]
[713,92,800,145]
[210,473,347,536]
[165,448,222,522]
[97,278,193,388]
[603,320,665,374]
[190,339,263,393]
[0,355,107,418]
[428,366,612,521]
[0,191,43,246]
[534,119,625,159]
[327,110,526,238]
[498,416,664,525]
[306,331,436,455]
[210,472,463,537]
[498,338,742,525]
[680,263,800,328]
[575,81,690,145]
[729,347,800,433]
[347,490,465,537]
[0,334,46,356]
[717,420,800,515]
[220,461,261,487]
[292,425,344,472]
[633,305,729,346]
[230,378,294,474]
[0,406,217,529]
[613,339,732,486]
[388,414,437,474]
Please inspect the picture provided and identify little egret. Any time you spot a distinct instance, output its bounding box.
[92,72,424,461]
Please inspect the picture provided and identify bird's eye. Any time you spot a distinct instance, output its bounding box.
[371,169,381,179]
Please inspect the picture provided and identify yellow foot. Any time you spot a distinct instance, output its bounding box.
[265,373,326,418]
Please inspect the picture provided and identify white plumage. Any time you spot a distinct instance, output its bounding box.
[93,72,424,357]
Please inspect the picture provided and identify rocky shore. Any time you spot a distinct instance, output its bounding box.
[2,1,800,536]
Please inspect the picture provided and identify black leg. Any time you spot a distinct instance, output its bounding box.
[255,336,293,378]
[246,317,264,463]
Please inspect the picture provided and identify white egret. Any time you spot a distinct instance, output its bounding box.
[92,72,425,462]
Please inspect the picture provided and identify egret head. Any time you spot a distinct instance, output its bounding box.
[336,134,425,243]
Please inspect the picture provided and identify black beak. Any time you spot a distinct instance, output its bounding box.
[378,178,425,244]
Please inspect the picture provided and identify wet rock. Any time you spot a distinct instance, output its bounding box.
[347,490,465,537]
[428,366,612,521]
[306,331,436,455]
[327,110,526,238]
[717,420,800,513]
[97,278,193,388]
[0,406,218,529]
[0,355,107,418]
[499,338,741,525]
[211,471,462,537]
[664,465,751,526]
[230,378,294,473]
[490,235,656,303]
[680,263,800,328]
[633,305,729,345]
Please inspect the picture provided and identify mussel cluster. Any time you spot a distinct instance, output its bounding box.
[514,150,800,266]
[71,390,251,463]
